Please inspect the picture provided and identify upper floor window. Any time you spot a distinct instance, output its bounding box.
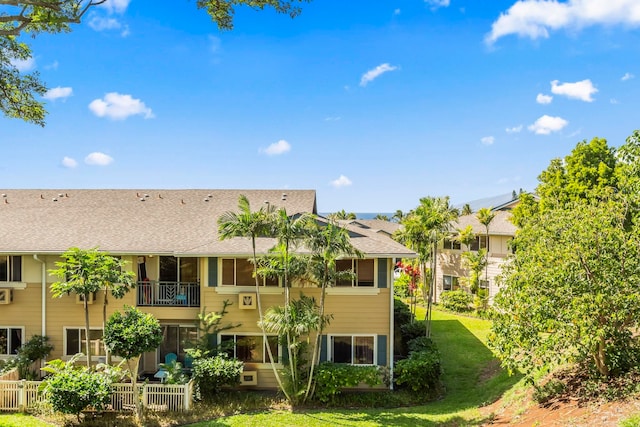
[220,334,279,364]
[0,256,21,282]
[443,238,461,250]
[330,335,375,365]
[0,327,23,356]
[469,235,488,252]
[159,256,198,283]
[221,258,277,286]
[336,259,375,287]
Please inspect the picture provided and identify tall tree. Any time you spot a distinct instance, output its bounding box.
[461,204,473,216]
[217,195,292,399]
[392,209,406,223]
[49,247,135,368]
[1,0,310,125]
[475,207,495,288]
[327,209,356,220]
[395,197,458,337]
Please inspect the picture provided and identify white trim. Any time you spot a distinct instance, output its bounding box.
[0,282,26,290]
[0,326,25,357]
[326,287,380,296]
[215,286,283,295]
[327,334,377,366]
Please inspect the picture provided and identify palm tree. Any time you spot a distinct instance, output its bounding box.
[374,214,390,221]
[327,209,356,220]
[456,225,476,293]
[395,197,459,337]
[476,207,496,289]
[392,209,405,223]
[461,203,473,216]
[217,195,291,399]
[303,220,361,401]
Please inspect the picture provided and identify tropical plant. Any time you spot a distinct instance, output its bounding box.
[103,306,162,416]
[475,207,495,288]
[15,335,53,380]
[187,300,239,358]
[49,247,135,367]
[313,363,382,403]
[327,209,356,220]
[394,197,459,337]
[191,354,243,397]
[374,214,390,221]
[439,290,473,313]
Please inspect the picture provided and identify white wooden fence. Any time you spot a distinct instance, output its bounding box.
[0,380,194,412]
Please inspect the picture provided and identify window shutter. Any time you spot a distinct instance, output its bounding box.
[208,334,218,349]
[319,335,328,362]
[377,258,388,288]
[208,257,218,287]
[377,335,387,366]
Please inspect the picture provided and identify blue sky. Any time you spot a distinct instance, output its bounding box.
[4,0,640,212]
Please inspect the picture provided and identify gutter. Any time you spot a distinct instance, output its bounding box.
[32,255,47,367]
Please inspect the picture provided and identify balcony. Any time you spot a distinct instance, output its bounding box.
[136,281,200,307]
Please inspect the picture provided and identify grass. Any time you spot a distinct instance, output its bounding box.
[0,306,522,426]
[0,412,56,426]
[186,306,523,426]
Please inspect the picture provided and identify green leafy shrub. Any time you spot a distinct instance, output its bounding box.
[314,362,382,403]
[407,336,436,354]
[192,354,243,397]
[440,290,473,313]
[395,346,442,393]
[157,360,189,385]
[394,274,411,298]
[400,320,426,343]
[40,356,112,422]
[394,298,413,326]
[532,378,566,404]
[16,335,53,380]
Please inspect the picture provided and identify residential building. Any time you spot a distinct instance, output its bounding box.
[435,199,518,302]
[0,189,414,389]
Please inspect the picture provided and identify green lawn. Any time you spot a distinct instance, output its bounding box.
[0,308,522,427]
[187,307,522,427]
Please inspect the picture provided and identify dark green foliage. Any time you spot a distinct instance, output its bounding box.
[394,298,413,326]
[40,357,112,422]
[187,300,239,358]
[157,360,189,385]
[192,354,244,397]
[15,335,53,380]
[440,290,473,313]
[313,362,382,403]
[407,336,436,354]
[532,379,566,404]
[104,306,162,361]
[400,320,426,343]
[394,347,442,393]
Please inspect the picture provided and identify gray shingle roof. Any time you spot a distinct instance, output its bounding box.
[452,210,517,236]
[0,189,414,257]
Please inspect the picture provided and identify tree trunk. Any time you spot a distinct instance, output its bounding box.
[84,296,91,368]
[103,290,111,365]
[593,336,610,377]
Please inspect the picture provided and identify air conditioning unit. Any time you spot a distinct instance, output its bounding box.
[0,289,12,304]
[240,370,258,386]
[76,292,96,304]
[238,292,256,310]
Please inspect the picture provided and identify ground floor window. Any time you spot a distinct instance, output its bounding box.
[220,334,279,364]
[159,325,197,364]
[330,335,375,365]
[64,328,105,357]
[0,327,23,356]
[443,275,460,291]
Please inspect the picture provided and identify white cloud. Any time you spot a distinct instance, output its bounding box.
[43,86,73,101]
[85,152,114,166]
[100,0,131,14]
[261,139,291,156]
[62,157,77,168]
[393,8,401,15]
[506,125,523,133]
[528,115,569,135]
[622,72,635,81]
[209,35,222,53]
[88,16,121,31]
[551,79,597,102]
[487,0,640,44]
[89,92,154,120]
[536,93,553,104]
[10,57,35,72]
[331,175,353,188]
[481,136,495,145]
[360,63,399,87]
[425,0,450,10]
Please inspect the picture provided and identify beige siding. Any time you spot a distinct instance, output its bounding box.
[0,283,42,347]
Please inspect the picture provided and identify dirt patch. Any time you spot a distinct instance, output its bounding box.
[478,360,502,384]
[482,393,640,426]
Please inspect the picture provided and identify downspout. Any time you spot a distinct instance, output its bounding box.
[33,255,47,366]
[389,258,394,391]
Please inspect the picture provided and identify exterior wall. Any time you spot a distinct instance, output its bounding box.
[1,254,394,389]
[435,235,512,302]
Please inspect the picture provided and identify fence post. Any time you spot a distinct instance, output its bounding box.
[184,381,191,411]
[18,380,26,411]
[141,383,148,410]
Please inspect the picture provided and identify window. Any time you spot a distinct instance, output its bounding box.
[220,334,279,364]
[65,328,105,357]
[443,275,460,291]
[336,259,375,287]
[0,256,21,282]
[159,256,199,283]
[0,327,23,356]
[330,335,375,365]
[159,325,197,364]
[469,236,488,251]
[443,238,461,250]
[479,279,489,289]
[221,258,278,286]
